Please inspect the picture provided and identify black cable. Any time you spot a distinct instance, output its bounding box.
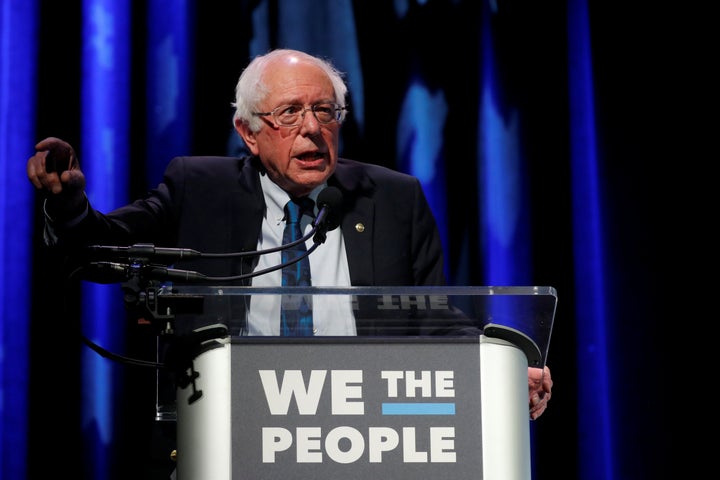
[66,264,166,369]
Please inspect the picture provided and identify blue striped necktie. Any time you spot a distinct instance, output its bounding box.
[280,198,314,336]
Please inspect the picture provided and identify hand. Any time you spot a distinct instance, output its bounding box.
[27,137,87,218]
[528,365,552,420]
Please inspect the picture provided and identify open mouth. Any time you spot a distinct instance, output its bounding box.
[296,151,325,161]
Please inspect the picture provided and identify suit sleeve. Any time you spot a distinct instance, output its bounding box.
[409,177,447,286]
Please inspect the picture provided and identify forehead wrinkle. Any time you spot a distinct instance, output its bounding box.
[261,62,334,108]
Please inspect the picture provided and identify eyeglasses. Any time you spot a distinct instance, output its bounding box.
[252,103,347,127]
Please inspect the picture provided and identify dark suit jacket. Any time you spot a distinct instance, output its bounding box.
[56,155,478,335]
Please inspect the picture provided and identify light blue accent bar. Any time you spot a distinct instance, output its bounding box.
[382,403,456,415]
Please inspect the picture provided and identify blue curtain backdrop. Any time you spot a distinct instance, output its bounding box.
[0,2,37,479]
[0,0,685,478]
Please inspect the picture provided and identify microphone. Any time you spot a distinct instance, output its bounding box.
[144,265,207,282]
[86,243,201,261]
[78,186,344,284]
[84,187,342,262]
[79,261,207,283]
[79,261,132,284]
[313,186,343,244]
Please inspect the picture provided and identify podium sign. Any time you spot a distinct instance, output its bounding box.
[231,337,484,479]
[159,286,556,480]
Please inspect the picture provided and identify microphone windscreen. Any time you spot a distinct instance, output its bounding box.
[317,186,343,232]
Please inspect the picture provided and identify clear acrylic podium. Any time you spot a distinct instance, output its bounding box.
[150,285,556,480]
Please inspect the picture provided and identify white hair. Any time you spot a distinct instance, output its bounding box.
[232,49,348,132]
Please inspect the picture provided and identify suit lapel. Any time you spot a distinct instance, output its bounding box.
[227,157,266,276]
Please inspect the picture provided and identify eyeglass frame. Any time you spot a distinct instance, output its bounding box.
[251,102,348,127]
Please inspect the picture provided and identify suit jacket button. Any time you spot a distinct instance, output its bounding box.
[355,223,365,233]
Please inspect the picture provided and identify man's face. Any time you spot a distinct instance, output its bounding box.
[236,56,340,198]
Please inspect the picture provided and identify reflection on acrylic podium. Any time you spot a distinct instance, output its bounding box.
[147,286,556,480]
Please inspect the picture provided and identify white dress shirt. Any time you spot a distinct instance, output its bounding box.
[245,174,356,336]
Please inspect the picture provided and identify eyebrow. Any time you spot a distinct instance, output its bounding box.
[272,98,336,106]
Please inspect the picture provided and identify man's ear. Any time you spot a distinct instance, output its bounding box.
[235,119,260,155]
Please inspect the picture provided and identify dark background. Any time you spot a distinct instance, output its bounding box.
[26,1,697,478]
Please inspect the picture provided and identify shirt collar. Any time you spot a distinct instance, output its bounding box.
[260,174,325,223]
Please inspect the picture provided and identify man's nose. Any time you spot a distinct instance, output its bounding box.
[299,108,321,134]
